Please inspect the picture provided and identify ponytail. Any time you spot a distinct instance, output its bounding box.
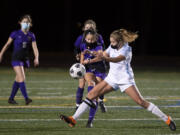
[110,29,138,43]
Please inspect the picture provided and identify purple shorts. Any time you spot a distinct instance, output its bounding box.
[11,60,30,68]
[86,69,106,80]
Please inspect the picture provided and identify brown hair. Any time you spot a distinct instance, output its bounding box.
[83,19,97,31]
[19,14,32,26]
[110,29,138,43]
[83,28,98,42]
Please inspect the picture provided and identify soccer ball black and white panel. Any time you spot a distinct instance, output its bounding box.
[69,63,86,79]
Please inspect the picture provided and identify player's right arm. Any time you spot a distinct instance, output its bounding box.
[103,54,125,63]
[97,46,125,63]
[0,37,13,62]
[103,51,109,58]
[96,50,125,63]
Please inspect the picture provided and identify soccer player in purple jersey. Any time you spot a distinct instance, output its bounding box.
[77,29,106,128]
[0,15,39,105]
[74,19,107,113]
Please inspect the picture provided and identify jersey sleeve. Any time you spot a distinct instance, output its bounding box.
[9,31,17,39]
[80,43,86,52]
[31,33,36,42]
[74,35,83,48]
[98,34,105,50]
[96,45,103,51]
[98,35,104,45]
[119,45,130,58]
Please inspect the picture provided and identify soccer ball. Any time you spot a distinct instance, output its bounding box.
[69,63,86,79]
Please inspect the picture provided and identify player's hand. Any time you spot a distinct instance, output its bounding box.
[91,51,98,56]
[34,58,39,67]
[96,51,104,60]
[84,50,97,56]
[83,49,91,54]
[82,59,90,65]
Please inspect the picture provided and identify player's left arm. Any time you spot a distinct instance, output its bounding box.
[32,41,39,67]
[103,54,125,63]
[88,50,103,64]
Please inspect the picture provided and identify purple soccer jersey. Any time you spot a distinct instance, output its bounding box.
[10,30,36,61]
[81,43,103,60]
[74,34,104,50]
[81,42,106,79]
[10,30,36,51]
[74,35,83,49]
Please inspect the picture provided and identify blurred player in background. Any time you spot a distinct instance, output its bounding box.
[0,14,39,105]
[74,19,107,113]
[79,29,106,127]
[60,28,176,131]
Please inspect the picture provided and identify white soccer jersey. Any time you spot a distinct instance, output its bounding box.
[105,43,134,85]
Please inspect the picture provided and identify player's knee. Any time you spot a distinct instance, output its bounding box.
[87,81,95,86]
[87,90,98,100]
[87,91,93,98]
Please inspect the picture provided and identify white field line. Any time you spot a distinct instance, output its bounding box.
[1,78,180,83]
[0,105,180,109]
[0,95,180,100]
[0,95,76,99]
[0,88,73,90]
[1,80,180,84]
[0,87,179,91]
[0,118,180,122]
[0,80,74,83]
[145,88,180,90]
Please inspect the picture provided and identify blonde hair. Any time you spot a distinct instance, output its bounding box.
[110,29,138,43]
[83,19,97,31]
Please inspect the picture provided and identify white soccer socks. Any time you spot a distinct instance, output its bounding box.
[73,98,96,120]
[147,102,168,122]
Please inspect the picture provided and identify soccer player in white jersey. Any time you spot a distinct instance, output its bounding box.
[60,29,176,131]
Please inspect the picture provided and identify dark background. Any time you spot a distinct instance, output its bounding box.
[0,0,180,67]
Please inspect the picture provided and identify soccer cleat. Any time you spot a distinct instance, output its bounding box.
[60,115,76,127]
[25,98,32,105]
[166,116,176,131]
[86,120,93,128]
[99,101,107,113]
[8,98,18,104]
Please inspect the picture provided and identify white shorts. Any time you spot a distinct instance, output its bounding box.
[104,76,135,92]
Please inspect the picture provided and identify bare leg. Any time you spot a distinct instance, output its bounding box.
[125,85,149,108]
[88,81,113,100]
[13,66,25,82]
[78,77,86,88]
[125,85,168,121]
[72,81,113,120]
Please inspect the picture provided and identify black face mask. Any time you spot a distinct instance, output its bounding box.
[86,41,97,49]
[110,44,118,49]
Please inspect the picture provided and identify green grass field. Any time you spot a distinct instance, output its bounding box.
[0,67,180,135]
